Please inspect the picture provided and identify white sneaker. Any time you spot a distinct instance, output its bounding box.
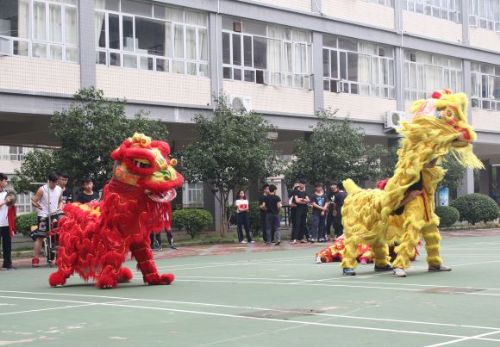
[393,268,407,277]
[315,256,322,264]
[240,240,247,244]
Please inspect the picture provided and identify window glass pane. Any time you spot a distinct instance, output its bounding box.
[123,54,137,68]
[185,11,206,26]
[199,63,208,77]
[0,0,30,38]
[347,53,359,81]
[223,66,232,79]
[173,60,184,73]
[322,49,329,77]
[223,32,230,64]
[244,36,252,67]
[140,56,153,70]
[65,7,77,45]
[186,26,196,60]
[331,51,338,79]
[96,12,106,47]
[198,28,208,61]
[165,23,172,57]
[244,70,255,82]
[122,16,134,51]
[234,68,242,80]
[157,58,166,71]
[13,40,29,56]
[109,14,120,49]
[110,52,120,66]
[50,45,62,59]
[33,1,47,41]
[165,7,183,23]
[136,18,165,55]
[66,47,78,62]
[153,4,166,19]
[338,37,357,51]
[97,50,106,64]
[232,34,241,66]
[49,4,62,43]
[103,0,119,11]
[122,0,152,16]
[32,43,47,57]
[187,62,196,75]
[253,36,267,69]
[340,52,347,79]
[174,24,184,58]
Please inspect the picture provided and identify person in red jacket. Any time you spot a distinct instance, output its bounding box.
[0,173,16,270]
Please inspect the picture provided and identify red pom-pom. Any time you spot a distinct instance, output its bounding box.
[49,272,67,287]
[160,273,175,285]
[118,268,133,283]
[431,91,442,99]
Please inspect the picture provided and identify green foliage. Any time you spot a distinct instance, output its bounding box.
[285,109,387,186]
[15,212,37,236]
[12,150,57,193]
[435,206,460,228]
[441,154,465,193]
[450,193,499,225]
[14,88,169,191]
[180,96,280,236]
[172,208,213,239]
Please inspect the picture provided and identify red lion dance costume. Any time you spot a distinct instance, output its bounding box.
[49,133,183,288]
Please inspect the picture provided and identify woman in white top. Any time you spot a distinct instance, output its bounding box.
[235,190,253,244]
[30,173,63,267]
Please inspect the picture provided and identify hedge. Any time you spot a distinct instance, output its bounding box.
[172,208,213,239]
[435,206,460,228]
[450,193,499,225]
[15,212,38,236]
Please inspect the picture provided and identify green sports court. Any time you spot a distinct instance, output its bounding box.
[1,231,500,347]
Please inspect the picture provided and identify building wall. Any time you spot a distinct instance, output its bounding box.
[322,0,394,30]
[0,57,80,95]
[223,81,314,115]
[249,0,311,13]
[403,12,462,44]
[0,160,21,175]
[96,66,211,106]
[324,93,397,123]
[469,28,500,53]
[472,109,500,133]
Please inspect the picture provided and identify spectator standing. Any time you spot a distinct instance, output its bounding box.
[76,177,100,203]
[325,184,336,240]
[31,173,63,267]
[0,173,16,270]
[331,182,347,238]
[235,190,253,244]
[261,185,281,246]
[288,182,299,242]
[310,183,328,243]
[151,229,176,251]
[291,180,309,244]
[57,172,72,205]
[258,184,271,242]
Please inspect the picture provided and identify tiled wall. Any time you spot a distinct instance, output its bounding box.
[469,28,500,53]
[322,0,394,30]
[472,108,500,132]
[249,0,312,12]
[403,11,462,44]
[96,66,212,106]
[324,92,397,123]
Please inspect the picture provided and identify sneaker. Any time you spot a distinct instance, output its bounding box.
[428,264,452,272]
[393,268,407,277]
[266,242,272,246]
[300,239,307,244]
[374,264,393,272]
[249,240,255,244]
[32,257,40,268]
[315,256,322,264]
[240,240,247,244]
[275,241,281,246]
[170,245,177,250]
[343,268,356,276]
[291,240,297,244]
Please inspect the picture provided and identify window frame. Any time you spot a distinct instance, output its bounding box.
[403,0,462,23]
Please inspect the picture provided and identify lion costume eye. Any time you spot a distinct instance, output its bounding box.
[133,159,151,169]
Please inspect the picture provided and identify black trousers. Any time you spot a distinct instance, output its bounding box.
[237,212,252,242]
[0,226,12,268]
[292,208,307,241]
[325,211,334,236]
[150,230,174,247]
[260,213,275,242]
[332,216,344,237]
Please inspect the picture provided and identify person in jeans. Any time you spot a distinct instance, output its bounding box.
[325,183,336,240]
[261,185,281,246]
[310,183,328,243]
[235,190,253,244]
[258,184,271,242]
[291,180,309,244]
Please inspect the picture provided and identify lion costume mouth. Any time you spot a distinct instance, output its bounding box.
[145,189,177,203]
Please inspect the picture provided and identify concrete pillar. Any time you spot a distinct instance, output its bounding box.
[458,168,474,196]
[78,0,96,88]
[311,0,321,14]
[209,13,223,103]
[461,0,470,45]
[394,0,403,34]
[394,47,405,111]
[312,32,324,114]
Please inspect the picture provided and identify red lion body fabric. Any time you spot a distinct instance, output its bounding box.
[49,134,183,288]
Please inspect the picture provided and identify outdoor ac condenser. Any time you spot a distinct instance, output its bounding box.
[229,95,253,113]
[384,110,406,131]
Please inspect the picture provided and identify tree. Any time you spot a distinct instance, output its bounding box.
[15,88,169,190]
[441,154,465,193]
[12,149,57,193]
[180,97,280,236]
[285,109,387,187]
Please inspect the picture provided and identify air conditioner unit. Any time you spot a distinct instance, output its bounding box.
[229,95,252,113]
[384,111,407,131]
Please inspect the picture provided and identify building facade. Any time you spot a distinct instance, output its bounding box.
[1,0,500,211]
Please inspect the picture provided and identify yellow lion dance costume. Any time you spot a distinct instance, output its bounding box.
[341,90,483,277]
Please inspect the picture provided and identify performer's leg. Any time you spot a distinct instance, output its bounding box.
[422,223,450,271]
[372,240,391,270]
[341,236,359,275]
[392,224,420,272]
[130,241,174,285]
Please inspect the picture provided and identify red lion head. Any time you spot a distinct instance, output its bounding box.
[111,133,184,203]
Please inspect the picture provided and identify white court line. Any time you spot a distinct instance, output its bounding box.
[1,291,499,332]
[424,330,500,347]
[2,294,494,342]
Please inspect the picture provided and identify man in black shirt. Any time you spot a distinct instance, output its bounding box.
[325,184,336,240]
[58,172,73,206]
[76,177,100,204]
[291,180,309,243]
[332,183,346,238]
[258,184,273,242]
[261,185,282,246]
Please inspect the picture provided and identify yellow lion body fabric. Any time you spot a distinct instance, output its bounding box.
[341,90,483,276]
